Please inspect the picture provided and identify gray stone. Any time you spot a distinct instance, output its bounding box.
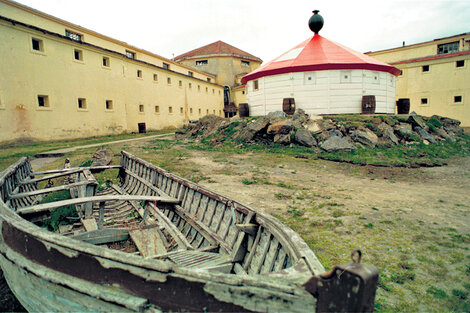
[416,127,436,144]
[350,129,379,147]
[329,129,343,138]
[394,123,413,139]
[383,128,399,145]
[320,136,355,152]
[274,133,291,145]
[317,131,330,143]
[267,120,294,135]
[435,127,456,142]
[234,117,269,142]
[267,111,288,121]
[408,115,427,130]
[294,129,317,147]
[92,148,113,166]
[304,120,322,134]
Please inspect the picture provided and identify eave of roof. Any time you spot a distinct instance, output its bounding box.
[391,50,470,65]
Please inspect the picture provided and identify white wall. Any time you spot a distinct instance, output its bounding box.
[246,70,396,116]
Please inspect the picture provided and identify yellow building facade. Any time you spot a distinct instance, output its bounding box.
[367,33,470,126]
[0,0,224,143]
[174,41,262,115]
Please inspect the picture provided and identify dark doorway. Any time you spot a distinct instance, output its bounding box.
[138,123,146,134]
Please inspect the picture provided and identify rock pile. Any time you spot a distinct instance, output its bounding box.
[176,110,464,152]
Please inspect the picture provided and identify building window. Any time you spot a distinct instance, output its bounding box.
[65,30,82,42]
[421,98,428,105]
[167,77,171,84]
[163,63,170,70]
[198,85,201,91]
[137,70,142,78]
[399,70,403,76]
[196,60,208,66]
[126,50,135,59]
[105,100,113,110]
[190,108,193,114]
[31,38,44,52]
[179,80,182,87]
[102,56,110,67]
[454,96,462,103]
[422,65,430,72]
[212,89,215,94]
[188,71,193,77]
[153,74,158,81]
[169,106,173,113]
[205,87,208,93]
[37,95,49,107]
[437,41,459,54]
[139,104,145,112]
[189,83,192,89]
[78,98,87,110]
[241,60,250,66]
[180,107,183,114]
[155,105,160,113]
[253,80,259,90]
[456,60,465,68]
[206,109,209,114]
[213,109,215,114]
[207,78,211,82]
[242,91,245,95]
[198,108,201,115]
[74,49,83,61]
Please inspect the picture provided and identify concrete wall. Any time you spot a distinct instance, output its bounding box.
[0,0,224,143]
[245,70,396,116]
[368,33,470,126]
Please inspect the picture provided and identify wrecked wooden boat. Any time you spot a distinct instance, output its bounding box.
[0,151,378,312]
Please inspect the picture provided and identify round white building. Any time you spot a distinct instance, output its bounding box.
[241,11,401,116]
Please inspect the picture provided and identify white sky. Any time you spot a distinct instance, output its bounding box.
[13,0,470,63]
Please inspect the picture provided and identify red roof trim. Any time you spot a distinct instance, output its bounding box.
[391,50,470,65]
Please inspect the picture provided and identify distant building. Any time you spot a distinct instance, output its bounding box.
[0,0,224,143]
[174,41,262,117]
[367,33,470,126]
[241,11,400,117]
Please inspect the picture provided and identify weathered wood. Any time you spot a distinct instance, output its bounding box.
[17,195,180,215]
[71,228,129,245]
[7,180,91,200]
[20,168,90,185]
[129,227,167,257]
[32,165,121,176]
[236,223,259,236]
[81,218,98,232]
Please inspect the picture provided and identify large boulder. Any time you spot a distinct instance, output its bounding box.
[394,123,413,139]
[304,120,323,134]
[350,129,379,147]
[434,127,456,142]
[267,120,294,135]
[320,136,355,152]
[416,127,436,144]
[408,115,427,130]
[294,129,317,147]
[234,117,270,142]
[267,111,288,122]
[378,123,399,145]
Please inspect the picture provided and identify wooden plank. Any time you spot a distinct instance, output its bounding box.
[19,168,88,185]
[31,165,121,176]
[71,228,129,245]
[147,202,193,250]
[243,225,262,271]
[129,227,167,257]
[17,195,180,215]
[81,218,98,232]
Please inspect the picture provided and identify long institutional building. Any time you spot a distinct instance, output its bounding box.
[367,33,470,127]
[0,0,227,142]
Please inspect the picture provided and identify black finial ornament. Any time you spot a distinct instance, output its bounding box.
[308,10,324,34]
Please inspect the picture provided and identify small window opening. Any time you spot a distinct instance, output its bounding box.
[189,83,192,89]
[422,65,430,72]
[139,104,144,112]
[169,106,173,113]
[456,60,465,68]
[198,108,201,115]
[102,56,110,67]
[190,108,193,114]
[207,78,211,82]
[105,100,113,110]
[180,107,183,114]
[421,98,428,105]
[32,38,43,51]
[179,80,182,87]
[254,80,259,90]
[126,51,135,59]
[137,70,142,78]
[66,30,82,42]
[188,71,193,77]
[205,87,208,93]
[196,60,208,66]
[198,85,201,91]
[74,49,83,61]
[37,95,49,107]
[454,96,462,103]
[78,98,87,109]
[167,77,171,84]
[155,105,160,113]
[241,60,250,66]
[163,63,170,70]
[153,74,158,81]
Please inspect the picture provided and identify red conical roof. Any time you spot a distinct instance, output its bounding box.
[242,35,400,84]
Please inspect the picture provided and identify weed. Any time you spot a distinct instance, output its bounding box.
[331,209,346,218]
[242,178,257,185]
[452,289,468,300]
[364,223,374,228]
[372,207,379,211]
[390,270,415,284]
[275,193,292,200]
[287,207,303,217]
[426,286,447,298]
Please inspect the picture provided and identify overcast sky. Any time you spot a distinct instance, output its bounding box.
[14,0,470,63]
